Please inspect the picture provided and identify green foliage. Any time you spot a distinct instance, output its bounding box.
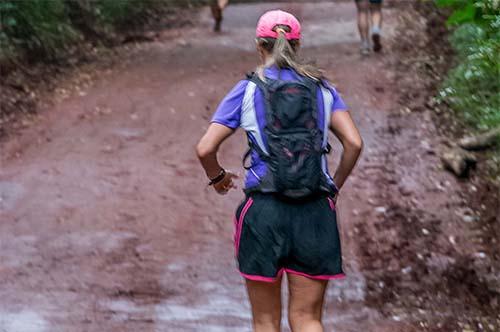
[0,0,164,61]
[436,0,479,25]
[94,0,148,25]
[0,1,78,59]
[437,0,500,130]
[436,0,499,25]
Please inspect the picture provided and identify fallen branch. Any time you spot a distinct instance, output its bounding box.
[458,127,500,151]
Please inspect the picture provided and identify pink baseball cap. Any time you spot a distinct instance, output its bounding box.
[256,10,301,40]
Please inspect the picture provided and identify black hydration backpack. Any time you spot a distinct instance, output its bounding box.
[243,73,335,199]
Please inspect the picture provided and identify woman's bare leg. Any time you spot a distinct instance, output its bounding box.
[218,0,229,10]
[370,2,382,31]
[210,0,229,32]
[355,1,369,42]
[287,274,328,332]
[355,0,370,54]
[370,2,383,52]
[246,277,282,332]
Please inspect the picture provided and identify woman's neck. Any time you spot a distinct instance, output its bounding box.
[262,56,274,67]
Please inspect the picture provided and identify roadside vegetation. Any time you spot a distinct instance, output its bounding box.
[435,0,500,182]
[0,1,207,65]
[436,0,499,131]
[0,1,151,62]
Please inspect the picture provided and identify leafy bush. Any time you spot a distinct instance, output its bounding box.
[95,0,145,24]
[436,0,500,130]
[0,0,173,62]
[0,1,78,60]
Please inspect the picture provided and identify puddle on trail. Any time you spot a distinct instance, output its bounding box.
[326,272,366,302]
[0,231,137,269]
[0,235,38,268]
[111,128,146,141]
[154,274,252,331]
[0,310,49,332]
[0,181,24,212]
[49,231,138,254]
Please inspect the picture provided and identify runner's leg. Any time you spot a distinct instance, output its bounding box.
[370,1,383,52]
[246,278,282,332]
[210,0,223,32]
[288,274,328,332]
[355,0,370,55]
[218,0,229,10]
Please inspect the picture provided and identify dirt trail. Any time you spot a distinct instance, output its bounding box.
[1,2,494,332]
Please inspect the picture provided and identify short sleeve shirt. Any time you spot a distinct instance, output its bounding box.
[211,66,348,189]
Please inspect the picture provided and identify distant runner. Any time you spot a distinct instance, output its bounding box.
[210,0,229,32]
[355,0,383,55]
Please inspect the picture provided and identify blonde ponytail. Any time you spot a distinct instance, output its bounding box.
[273,28,296,70]
[256,24,324,82]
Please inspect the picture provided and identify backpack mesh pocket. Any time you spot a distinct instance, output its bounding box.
[268,131,323,198]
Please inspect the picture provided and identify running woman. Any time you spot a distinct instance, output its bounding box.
[210,0,229,32]
[355,0,383,55]
[196,10,363,332]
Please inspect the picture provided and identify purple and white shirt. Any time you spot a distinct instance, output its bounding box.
[211,66,348,190]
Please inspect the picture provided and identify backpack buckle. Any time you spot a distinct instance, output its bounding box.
[324,143,332,154]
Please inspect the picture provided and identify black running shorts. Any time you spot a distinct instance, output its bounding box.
[234,193,344,282]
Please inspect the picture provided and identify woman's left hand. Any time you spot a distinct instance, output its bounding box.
[332,192,339,204]
[213,171,239,195]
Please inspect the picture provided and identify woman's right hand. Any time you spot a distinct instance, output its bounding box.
[213,171,239,195]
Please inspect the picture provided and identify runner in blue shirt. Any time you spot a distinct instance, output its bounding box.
[197,10,363,332]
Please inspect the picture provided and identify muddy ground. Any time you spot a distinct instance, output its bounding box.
[0,1,499,332]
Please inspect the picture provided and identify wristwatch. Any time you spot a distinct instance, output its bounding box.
[208,168,226,186]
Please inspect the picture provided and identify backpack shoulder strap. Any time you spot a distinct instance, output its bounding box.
[317,79,334,153]
[300,77,319,122]
[298,77,331,153]
[240,73,272,169]
[246,72,276,129]
[247,73,271,94]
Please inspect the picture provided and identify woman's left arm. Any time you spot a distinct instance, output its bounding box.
[329,111,363,191]
[196,123,238,194]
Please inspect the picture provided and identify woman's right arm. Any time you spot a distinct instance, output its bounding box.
[329,111,363,191]
[196,123,238,195]
[198,80,247,194]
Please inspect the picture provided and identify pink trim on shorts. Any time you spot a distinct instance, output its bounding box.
[233,215,238,239]
[239,268,344,282]
[285,268,345,281]
[239,268,284,282]
[327,197,336,211]
[234,197,254,256]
